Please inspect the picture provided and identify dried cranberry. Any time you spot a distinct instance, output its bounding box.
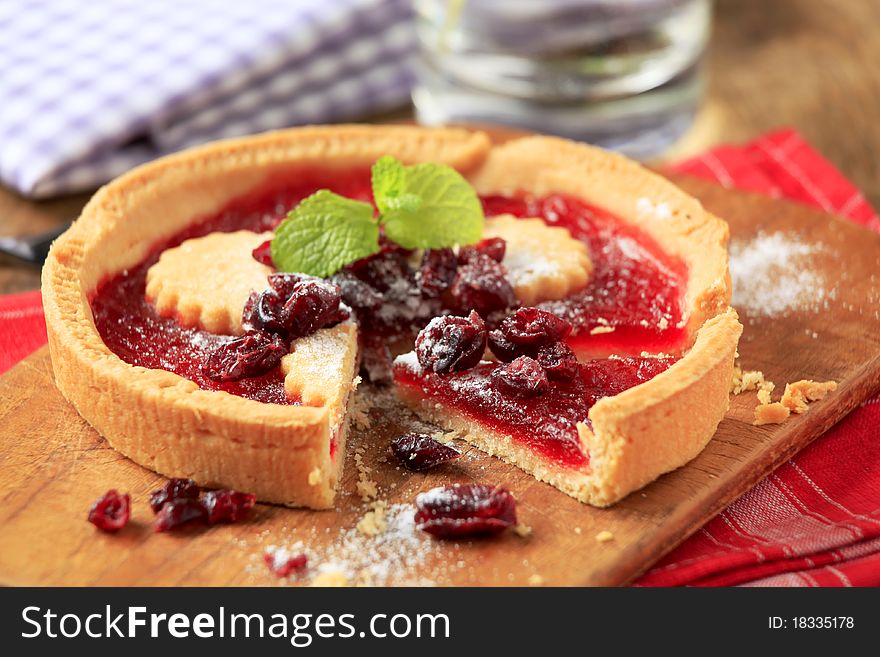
[391,433,461,471]
[347,248,412,293]
[242,289,286,334]
[203,489,257,524]
[415,311,487,375]
[202,331,288,382]
[458,237,506,264]
[448,253,517,317]
[536,342,580,382]
[491,356,549,398]
[149,478,200,513]
[266,272,309,297]
[244,275,347,339]
[499,307,572,347]
[487,328,532,362]
[280,278,348,339]
[414,484,517,538]
[264,551,308,577]
[251,239,274,267]
[87,490,131,533]
[330,271,384,314]
[416,248,458,297]
[154,498,208,532]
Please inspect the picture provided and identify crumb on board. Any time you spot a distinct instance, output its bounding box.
[514,524,533,538]
[595,530,614,543]
[307,467,322,486]
[753,379,838,426]
[356,501,388,537]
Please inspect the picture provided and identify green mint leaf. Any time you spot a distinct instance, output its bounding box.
[372,155,422,214]
[375,158,484,250]
[271,190,379,278]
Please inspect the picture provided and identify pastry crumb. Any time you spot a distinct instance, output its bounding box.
[514,524,533,538]
[307,467,322,486]
[730,365,774,396]
[527,574,545,586]
[350,390,373,430]
[754,379,837,425]
[354,449,378,501]
[754,401,791,426]
[595,530,614,543]
[781,379,838,414]
[356,501,388,537]
[589,325,615,335]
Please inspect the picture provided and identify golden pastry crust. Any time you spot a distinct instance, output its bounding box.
[397,309,742,507]
[483,214,592,305]
[145,230,272,335]
[469,136,732,342]
[42,125,491,509]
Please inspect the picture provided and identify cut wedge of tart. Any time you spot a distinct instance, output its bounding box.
[394,137,742,506]
[42,125,741,509]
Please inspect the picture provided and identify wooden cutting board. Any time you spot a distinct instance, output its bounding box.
[1,174,879,587]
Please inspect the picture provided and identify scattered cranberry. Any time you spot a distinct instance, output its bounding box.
[154,498,208,532]
[87,490,131,533]
[201,330,288,382]
[414,484,517,538]
[149,478,199,513]
[264,551,308,577]
[391,433,461,471]
[536,342,580,382]
[416,248,458,297]
[498,307,572,348]
[448,253,517,317]
[491,356,549,399]
[415,311,487,375]
[458,237,506,264]
[251,239,274,267]
[203,490,257,524]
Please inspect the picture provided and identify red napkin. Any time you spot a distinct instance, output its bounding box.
[2,128,878,586]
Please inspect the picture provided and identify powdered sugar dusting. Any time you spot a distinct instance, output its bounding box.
[260,503,458,586]
[729,231,835,317]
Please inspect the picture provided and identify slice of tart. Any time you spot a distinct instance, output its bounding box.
[393,136,742,506]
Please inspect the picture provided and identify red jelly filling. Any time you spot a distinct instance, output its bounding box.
[394,355,676,469]
[90,170,373,405]
[91,170,687,406]
[482,194,688,354]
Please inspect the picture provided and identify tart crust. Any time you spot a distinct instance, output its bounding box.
[42,125,491,508]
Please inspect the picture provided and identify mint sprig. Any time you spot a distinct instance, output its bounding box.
[270,156,484,277]
[271,190,379,278]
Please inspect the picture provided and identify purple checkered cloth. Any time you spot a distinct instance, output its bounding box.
[0,0,416,198]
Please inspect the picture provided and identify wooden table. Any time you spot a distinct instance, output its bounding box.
[3,0,880,295]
